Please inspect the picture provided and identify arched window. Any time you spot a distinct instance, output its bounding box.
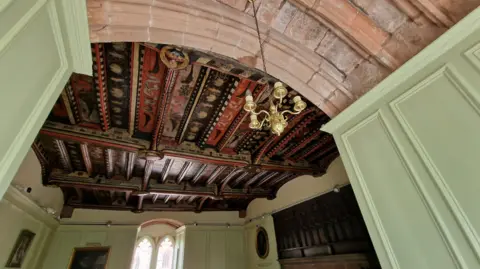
[131,237,154,269]
[155,236,174,269]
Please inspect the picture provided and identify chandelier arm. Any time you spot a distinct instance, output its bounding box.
[254,110,270,117]
[281,110,302,116]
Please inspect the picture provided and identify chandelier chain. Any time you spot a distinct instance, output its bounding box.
[250,0,267,74]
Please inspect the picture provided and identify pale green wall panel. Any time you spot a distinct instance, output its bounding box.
[0,0,91,200]
[0,187,58,269]
[244,216,280,269]
[324,7,480,269]
[182,226,245,269]
[41,226,138,269]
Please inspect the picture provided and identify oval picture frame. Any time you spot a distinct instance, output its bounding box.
[256,227,269,259]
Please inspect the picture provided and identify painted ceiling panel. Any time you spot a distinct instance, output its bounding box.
[33,42,338,214]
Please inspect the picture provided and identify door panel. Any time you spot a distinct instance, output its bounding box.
[0,0,91,199]
[324,8,480,269]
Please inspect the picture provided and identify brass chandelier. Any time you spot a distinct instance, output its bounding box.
[243,0,307,136]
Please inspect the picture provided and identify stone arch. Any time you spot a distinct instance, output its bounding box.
[87,0,474,116]
[140,219,184,229]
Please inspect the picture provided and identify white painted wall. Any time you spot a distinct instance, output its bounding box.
[41,225,138,269]
[138,224,176,239]
[64,209,244,225]
[245,216,280,269]
[182,225,245,269]
[0,187,58,269]
[12,149,64,214]
[247,157,349,219]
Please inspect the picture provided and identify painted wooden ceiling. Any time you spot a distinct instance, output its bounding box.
[33,42,338,215]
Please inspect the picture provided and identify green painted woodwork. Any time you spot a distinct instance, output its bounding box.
[0,187,58,269]
[245,216,280,269]
[182,225,246,269]
[323,7,480,269]
[0,0,91,200]
[41,225,138,269]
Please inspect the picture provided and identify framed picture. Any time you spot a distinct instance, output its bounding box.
[68,247,110,269]
[6,230,36,268]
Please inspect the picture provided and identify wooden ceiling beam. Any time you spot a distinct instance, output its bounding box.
[176,67,210,144]
[126,152,136,181]
[306,143,338,163]
[255,172,280,188]
[142,159,156,191]
[54,139,73,172]
[220,169,244,192]
[92,43,111,131]
[206,166,227,185]
[176,161,192,184]
[80,144,93,176]
[152,69,178,150]
[196,197,208,212]
[161,159,173,183]
[135,195,145,213]
[243,171,268,188]
[162,150,249,167]
[265,173,294,188]
[104,149,114,178]
[283,129,323,159]
[266,112,318,158]
[191,164,207,185]
[216,83,267,151]
[152,193,159,204]
[230,171,249,188]
[187,196,197,204]
[292,135,334,161]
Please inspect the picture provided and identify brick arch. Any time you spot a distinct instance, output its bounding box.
[87,0,478,116]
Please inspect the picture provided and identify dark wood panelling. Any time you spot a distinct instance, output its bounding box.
[273,185,380,268]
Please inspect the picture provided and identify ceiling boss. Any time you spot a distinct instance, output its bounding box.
[243,0,307,136]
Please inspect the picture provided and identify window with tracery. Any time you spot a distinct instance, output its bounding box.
[131,236,175,269]
[131,237,153,269]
